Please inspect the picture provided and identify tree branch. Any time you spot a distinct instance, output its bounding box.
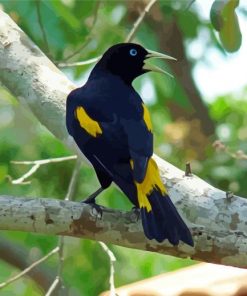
[1,159,247,270]
[0,9,74,142]
[1,9,247,269]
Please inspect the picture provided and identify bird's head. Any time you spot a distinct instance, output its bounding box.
[93,43,176,84]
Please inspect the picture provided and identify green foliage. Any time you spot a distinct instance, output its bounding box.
[210,0,242,52]
[0,0,246,295]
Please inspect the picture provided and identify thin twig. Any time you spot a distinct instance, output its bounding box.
[0,247,59,289]
[9,163,40,185]
[45,278,59,296]
[99,242,116,296]
[61,1,101,63]
[9,155,77,185]
[125,0,157,43]
[11,155,77,165]
[58,56,101,68]
[36,0,51,56]
[45,159,82,296]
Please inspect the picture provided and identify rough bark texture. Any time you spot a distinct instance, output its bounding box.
[1,10,247,269]
[0,9,74,142]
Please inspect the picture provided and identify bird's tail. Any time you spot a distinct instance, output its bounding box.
[136,159,193,246]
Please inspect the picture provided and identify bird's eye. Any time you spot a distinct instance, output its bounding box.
[129,48,137,56]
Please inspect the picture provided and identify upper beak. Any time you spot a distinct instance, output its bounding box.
[142,49,176,78]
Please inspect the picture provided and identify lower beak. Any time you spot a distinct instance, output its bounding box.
[142,49,176,78]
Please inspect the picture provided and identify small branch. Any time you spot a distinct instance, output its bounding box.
[0,247,59,289]
[45,159,82,295]
[185,162,192,177]
[45,278,59,296]
[9,163,40,185]
[99,242,116,296]
[57,56,101,68]
[9,155,77,185]
[11,155,77,165]
[36,0,51,56]
[125,0,157,42]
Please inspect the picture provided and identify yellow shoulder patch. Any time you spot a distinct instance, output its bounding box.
[135,158,167,212]
[75,106,102,137]
[142,103,152,132]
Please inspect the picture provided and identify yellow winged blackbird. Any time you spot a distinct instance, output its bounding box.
[66,43,193,246]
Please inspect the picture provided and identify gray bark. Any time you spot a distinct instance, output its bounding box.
[1,10,247,269]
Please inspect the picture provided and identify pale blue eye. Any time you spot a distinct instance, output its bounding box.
[129,48,137,56]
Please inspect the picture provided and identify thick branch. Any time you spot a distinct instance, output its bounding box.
[1,10,247,269]
[1,154,247,269]
[0,9,74,142]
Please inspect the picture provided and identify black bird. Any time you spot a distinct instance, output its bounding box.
[66,43,193,246]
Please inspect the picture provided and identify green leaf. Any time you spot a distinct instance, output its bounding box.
[219,0,242,52]
[210,0,228,31]
[210,0,242,52]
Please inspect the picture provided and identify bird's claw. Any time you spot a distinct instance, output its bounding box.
[82,199,103,219]
[131,206,140,222]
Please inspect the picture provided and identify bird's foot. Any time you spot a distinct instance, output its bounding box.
[82,198,103,219]
[131,206,141,222]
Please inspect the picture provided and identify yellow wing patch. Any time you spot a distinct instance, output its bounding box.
[133,158,167,212]
[142,103,152,132]
[75,106,102,137]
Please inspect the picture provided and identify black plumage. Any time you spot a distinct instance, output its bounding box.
[66,43,193,246]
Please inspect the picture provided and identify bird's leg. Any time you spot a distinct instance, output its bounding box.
[82,187,104,204]
[81,187,104,217]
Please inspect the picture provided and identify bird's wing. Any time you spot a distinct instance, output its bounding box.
[66,88,114,138]
[120,103,153,183]
[67,88,153,183]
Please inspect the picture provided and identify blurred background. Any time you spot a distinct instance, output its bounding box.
[0,0,247,295]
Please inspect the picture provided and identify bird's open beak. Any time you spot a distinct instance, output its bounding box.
[143,49,176,78]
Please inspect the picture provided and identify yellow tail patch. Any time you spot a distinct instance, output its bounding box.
[132,158,167,212]
[75,106,102,137]
[142,103,152,132]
